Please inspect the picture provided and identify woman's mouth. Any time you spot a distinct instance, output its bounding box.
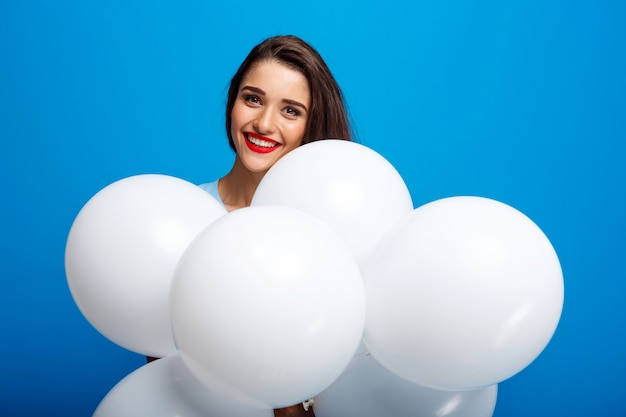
[245,132,281,154]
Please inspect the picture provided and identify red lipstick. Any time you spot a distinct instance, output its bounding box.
[244,132,281,154]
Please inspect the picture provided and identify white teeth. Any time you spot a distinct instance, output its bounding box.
[247,135,277,148]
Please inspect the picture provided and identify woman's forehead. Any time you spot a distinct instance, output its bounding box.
[240,60,310,101]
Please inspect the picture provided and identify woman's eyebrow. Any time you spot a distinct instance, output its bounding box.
[240,85,265,95]
[283,98,308,112]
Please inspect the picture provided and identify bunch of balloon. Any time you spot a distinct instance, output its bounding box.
[65,140,564,417]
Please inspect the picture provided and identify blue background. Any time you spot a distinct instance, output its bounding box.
[1,1,624,416]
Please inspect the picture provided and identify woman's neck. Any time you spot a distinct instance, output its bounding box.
[218,157,266,212]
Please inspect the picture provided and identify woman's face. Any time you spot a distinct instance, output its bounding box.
[230,59,310,175]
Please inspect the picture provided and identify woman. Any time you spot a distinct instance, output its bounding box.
[189,34,353,416]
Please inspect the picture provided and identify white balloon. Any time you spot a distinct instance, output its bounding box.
[363,196,564,390]
[252,140,413,266]
[94,355,274,417]
[65,174,227,357]
[170,206,366,409]
[314,352,498,417]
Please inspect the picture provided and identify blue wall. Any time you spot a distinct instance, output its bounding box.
[1,1,624,416]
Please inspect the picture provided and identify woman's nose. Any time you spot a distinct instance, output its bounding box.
[253,108,276,134]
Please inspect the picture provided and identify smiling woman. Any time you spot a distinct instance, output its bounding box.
[199,35,354,213]
[195,35,355,416]
[229,60,310,178]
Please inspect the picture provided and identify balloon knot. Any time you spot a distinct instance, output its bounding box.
[302,398,314,411]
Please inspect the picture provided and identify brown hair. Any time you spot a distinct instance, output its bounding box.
[226,35,353,151]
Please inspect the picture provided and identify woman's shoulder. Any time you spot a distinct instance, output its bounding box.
[198,180,224,206]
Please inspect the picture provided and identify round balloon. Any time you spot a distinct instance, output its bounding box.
[251,140,414,266]
[170,205,366,409]
[362,196,564,390]
[315,352,498,417]
[65,174,227,357]
[94,354,274,417]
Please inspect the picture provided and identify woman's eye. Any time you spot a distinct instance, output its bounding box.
[284,107,299,117]
[244,95,261,105]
